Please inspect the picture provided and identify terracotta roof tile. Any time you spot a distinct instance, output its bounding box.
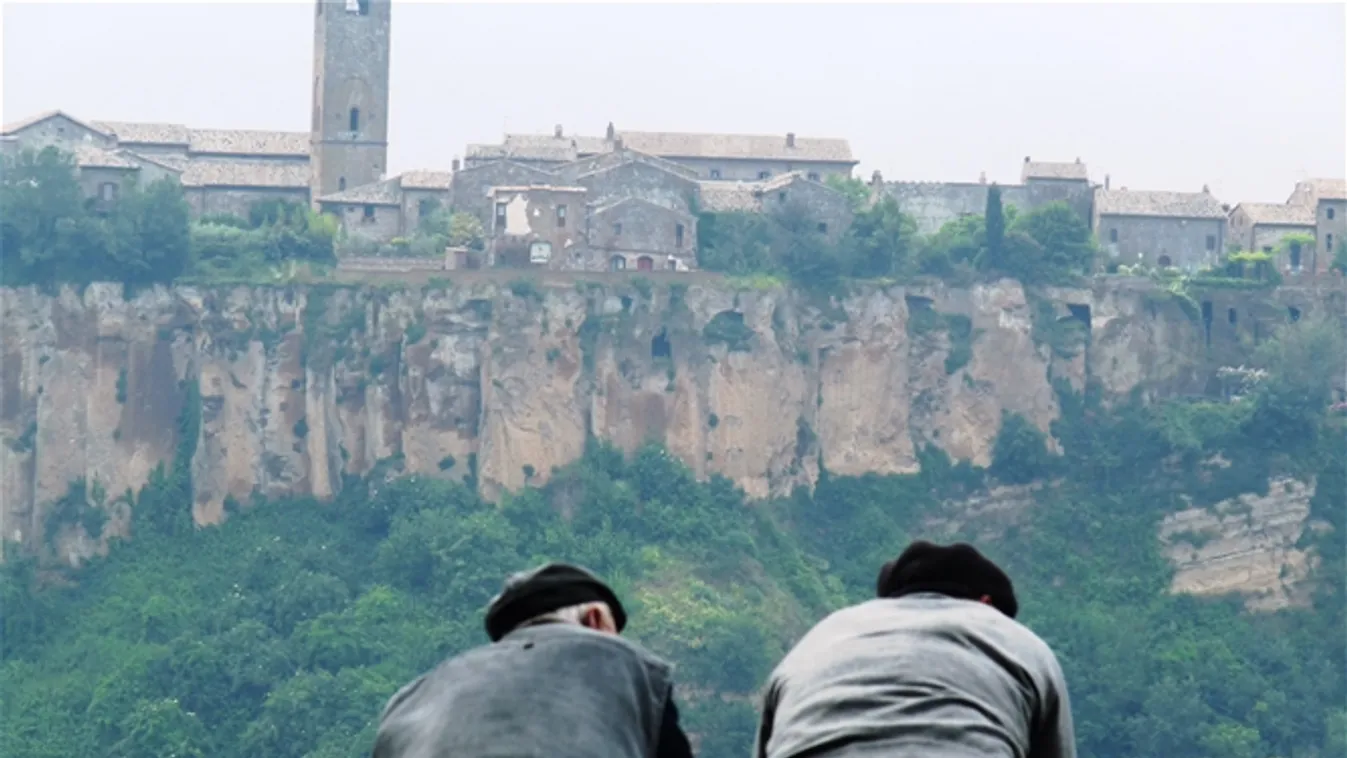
[618,130,854,164]
[181,160,310,189]
[1235,202,1315,227]
[72,145,140,170]
[316,177,402,206]
[93,120,191,146]
[1291,178,1347,204]
[399,170,453,190]
[188,128,309,157]
[1095,188,1226,220]
[697,180,763,212]
[1,110,112,138]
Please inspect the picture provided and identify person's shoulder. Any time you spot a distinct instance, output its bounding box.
[525,624,674,670]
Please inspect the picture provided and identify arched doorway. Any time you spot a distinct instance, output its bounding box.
[636,256,654,272]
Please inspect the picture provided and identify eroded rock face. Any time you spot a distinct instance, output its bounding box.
[1159,478,1329,611]
[0,276,1313,562]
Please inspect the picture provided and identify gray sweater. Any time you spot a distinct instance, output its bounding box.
[372,622,676,758]
[754,594,1076,758]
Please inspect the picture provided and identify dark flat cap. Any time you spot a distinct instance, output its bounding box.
[876,540,1018,619]
[484,562,627,642]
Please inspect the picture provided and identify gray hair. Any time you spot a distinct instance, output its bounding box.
[520,600,613,629]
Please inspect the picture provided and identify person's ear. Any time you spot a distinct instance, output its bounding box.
[979,594,993,606]
[582,606,618,634]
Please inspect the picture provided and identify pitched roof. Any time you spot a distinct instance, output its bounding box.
[1094,188,1226,220]
[470,128,856,165]
[71,145,140,170]
[399,170,453,190]
[180,160,310,189]
[617,130,854,163]
[188,128,309,157]
[316,177,402,206]
[1022,159,1088,181]
[561,148,700,182]
[93,120,191,146]
[1234,202,1315,227]
[697,180,763,213]
[1,109,112,138]
[488,184,587,195]
[1290,178,1347,205]
[592,195,695,220]
[452,158,557,179]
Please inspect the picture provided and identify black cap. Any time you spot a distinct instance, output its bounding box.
[484,562,627,642]
[876,540,1018,619]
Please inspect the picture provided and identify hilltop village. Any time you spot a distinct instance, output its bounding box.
[2,0,1343,278]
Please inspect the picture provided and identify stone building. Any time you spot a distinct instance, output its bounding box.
[565,152,700,213]
[310,0,392,204]
[1287,178,1346,271]
[1094,187,1227,270]
[1226,203,1316,270]
[486,185,589,268]
[700,172,854,242]
[878,157,1094,236]
[447,159,557,229]
[315,170,452,240]
[588,197,698,272]
[466,123,857,182]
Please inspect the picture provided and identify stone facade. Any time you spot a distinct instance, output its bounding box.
[448,160,557,228]
[1094,188,1227,270]
[588,198,697,272]
[1227,202,1316,271]
[487,186,589,269]
[879,158,1094,236]
[700,172,855,243]
[1288,179,1346,272]
[309,0,392,203]
[571,158,699,214]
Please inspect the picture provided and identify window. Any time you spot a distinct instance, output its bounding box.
[345,0,359,12]
[778,191,787,202]
[1109,228,1118,243]
[758,171,770,180]
[807,172,820,181]
[675,223,684,248]
[613,222,622,236]
[556,204,567,228]
[362,205,375,223]
[709,169,722,179]
[1262,245,1273,253]
[1328,233,1335,252]
[349,107,360,133]
[338,177,346,191]
[817,222,828,234]
[495,202,508,233]
[609,255,626,271]
[1290,241,1302,269]
[1328,207,1336,220]
[1205,235,1216,251]
[1228,308,1237,326]
[99,182,118,202]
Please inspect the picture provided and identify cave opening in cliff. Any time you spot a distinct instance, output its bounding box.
[1288,306,1301,323]
[1066,303,1091,332]
[651,329,672,360]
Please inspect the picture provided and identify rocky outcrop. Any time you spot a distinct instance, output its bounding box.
[1159,478,1329,611]
[0,276,1331,563]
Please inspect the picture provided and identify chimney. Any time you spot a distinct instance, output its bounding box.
[786,132,796,148]
[870,170,883,187]
[1202,184,1210,194]
[613,136,624,151]
[1221,203,1231,212]
[606,122,615,141]
[1024,156,1031,164]
[1075,157,1081,164]
[1104,174,1110,190]
[554,124,563,138]
[979,171,987,185]
[451,158,460,172]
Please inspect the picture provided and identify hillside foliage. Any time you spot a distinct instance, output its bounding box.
[1,311,1343,758]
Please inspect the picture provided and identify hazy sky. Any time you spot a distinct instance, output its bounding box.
[4,2,1344,204]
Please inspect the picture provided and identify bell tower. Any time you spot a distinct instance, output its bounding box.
[310,0,391,205]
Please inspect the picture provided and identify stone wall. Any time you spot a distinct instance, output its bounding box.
[881,180,1093,236]
[1100,215,1225,271]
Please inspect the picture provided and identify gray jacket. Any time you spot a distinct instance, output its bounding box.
[755,594,1076,758]
[373,622,682,758]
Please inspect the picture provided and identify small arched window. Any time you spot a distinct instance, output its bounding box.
[357,0,369,15]
[339,177,346,191]
[349,107,360,133]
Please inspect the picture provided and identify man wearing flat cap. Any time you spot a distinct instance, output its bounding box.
[371,562,694,758]
[753,541,1076,758]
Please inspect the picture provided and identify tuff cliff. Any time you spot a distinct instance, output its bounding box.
[0,276,1337,605]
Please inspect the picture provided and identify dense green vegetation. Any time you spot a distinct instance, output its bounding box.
[2,311,1343,758]
[696,178,1099,291]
